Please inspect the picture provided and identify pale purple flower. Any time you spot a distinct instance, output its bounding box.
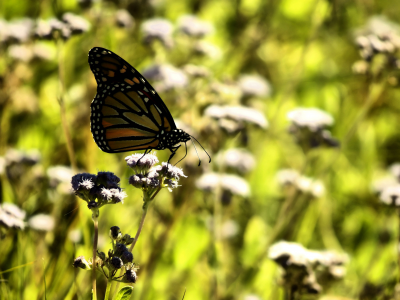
[177,15,213,38]
[141,18,173,48]
[142,64,188,91]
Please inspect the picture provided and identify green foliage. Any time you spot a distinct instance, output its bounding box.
[115,287,133,300]
[1,0,400,299]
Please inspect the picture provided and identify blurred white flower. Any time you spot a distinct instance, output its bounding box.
[238,74,272,97]
[276,169,325,197]
[221,220,239,239]
[269,241,309,266]
[0,156,5,175]
[28,214,55,231]
[115,9,134,28]
[371,176,398,194]
[194,41,221,58]
[69,229,82,243]
[196,173,250,197]
[296,176,325,197]
[142,64,188,91]
[389,163,400,179]
[183,64,210,77]
[287,108,334,131]
[205,105,268,128]
[276,169,300,185]
[379,184,400,206]
[0,203,26,229]
[216,148,255,174]
[243,295,261,300]
[142,18,174,48]
[178,15,213,37]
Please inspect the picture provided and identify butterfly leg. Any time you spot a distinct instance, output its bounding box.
[167,145,181,166]
[137,149,151,165]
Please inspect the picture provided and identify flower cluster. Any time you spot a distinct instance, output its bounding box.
[287,107,339,152]
[0,13,90,47]
[35,13,90,40]
[71,172,127,209]
[0,203,26,230]
[276,169,325,198]
[238,74,272,98]
[269,241,349,296]
[215,148,255,174]
[352,16,400,76]
[141,18,174,48]
[177,15,214,38]
[74,226,138,283]
[373,163,400,207]
[126,153,187,197]
[205,105,268,134]
[0,149,44,199]
[115,9,134,29]
[196,172,250,205]
[142,64,188,92]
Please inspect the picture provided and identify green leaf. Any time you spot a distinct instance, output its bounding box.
[115,286,134,300]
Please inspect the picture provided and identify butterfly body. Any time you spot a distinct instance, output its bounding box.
[88,47,191,160]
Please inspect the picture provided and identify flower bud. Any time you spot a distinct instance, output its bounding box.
[110,257,123,269]
[120,234,134,245]
[73,256,91,270]
[122,269,137,283]
[121,251,133,264]
[109,226,121,240]
[97,251,106,261]
[114,243,127,256]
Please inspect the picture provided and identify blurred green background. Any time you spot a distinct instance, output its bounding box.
[1,0,400,299]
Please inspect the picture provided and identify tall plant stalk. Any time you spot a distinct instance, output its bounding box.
[92,208,99,300]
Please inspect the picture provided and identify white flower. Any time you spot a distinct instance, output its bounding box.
[276,169,300,185]
[217,148,255,173]
[238,74,272,97]
[178,15,213,37]
[196,173,250,197]
[142,64,188,91]
[28,214,55,231]
[287,108,334,131]
[205,105,268,128]
[380,184,400,206]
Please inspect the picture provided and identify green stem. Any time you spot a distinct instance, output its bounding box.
[113,188,161,297]
[129,197,150,252]
[92,208,99,300]
[398,208,400,284]
[104,280,112,300]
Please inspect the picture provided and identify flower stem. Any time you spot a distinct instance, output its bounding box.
[129,199,149,252]
[104,280,112,300]
[92,208,99,300]
[114,188,161,297]
[398,208,400,283]
[128,187,161,252]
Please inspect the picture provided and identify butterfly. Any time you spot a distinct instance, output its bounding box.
[88,47,210,165]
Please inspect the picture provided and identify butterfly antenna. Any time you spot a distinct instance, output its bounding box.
[190,137,202,166]
[190,136,212,164]
[174,142,188,166]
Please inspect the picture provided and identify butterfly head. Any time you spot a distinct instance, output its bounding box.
[163,129,190,147]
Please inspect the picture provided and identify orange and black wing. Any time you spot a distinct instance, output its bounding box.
[88,47,177,153]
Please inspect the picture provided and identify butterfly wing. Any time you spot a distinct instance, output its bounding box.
[88,47,178,153]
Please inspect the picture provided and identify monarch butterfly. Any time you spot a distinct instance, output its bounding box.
[88,47,210,165]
